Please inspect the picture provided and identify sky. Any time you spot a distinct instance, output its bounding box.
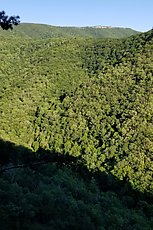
[1,0,153,32]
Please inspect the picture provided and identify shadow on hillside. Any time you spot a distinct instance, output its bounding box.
[1,138,153,229]
[0,138,152,205]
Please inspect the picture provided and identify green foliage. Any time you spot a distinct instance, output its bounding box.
[0,141,153,230]
[0,23,139,39]
[0,27,153,228]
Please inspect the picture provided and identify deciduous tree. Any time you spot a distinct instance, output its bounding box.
[0,11,20,30]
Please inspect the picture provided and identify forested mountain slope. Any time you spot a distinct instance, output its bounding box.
[0,36,90,146]
[0,23,139,39]
[0,29,153,229]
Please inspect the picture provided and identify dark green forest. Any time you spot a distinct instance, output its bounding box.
[0,24,153,229]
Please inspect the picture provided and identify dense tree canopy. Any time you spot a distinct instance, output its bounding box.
[0,25,153,229]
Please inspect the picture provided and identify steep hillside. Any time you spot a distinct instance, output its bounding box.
[0,30,153,229]
[0,29,153,190]
[0,23,139,39]
[0,36,89,146]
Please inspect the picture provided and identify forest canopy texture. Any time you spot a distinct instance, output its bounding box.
[0,23,153,229]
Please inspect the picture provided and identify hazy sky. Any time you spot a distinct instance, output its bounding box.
[1,0,153,31]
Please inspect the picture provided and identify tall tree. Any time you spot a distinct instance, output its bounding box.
[0,11,20,30]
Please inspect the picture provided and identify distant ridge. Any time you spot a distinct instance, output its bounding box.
[0,23,140,39]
